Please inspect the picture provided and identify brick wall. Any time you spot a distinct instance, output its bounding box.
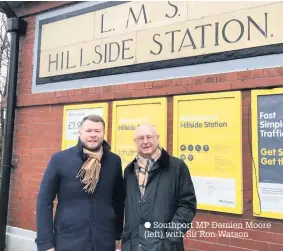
[8,2,283,251]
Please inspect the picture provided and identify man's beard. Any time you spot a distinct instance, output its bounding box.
[84,141,103,152]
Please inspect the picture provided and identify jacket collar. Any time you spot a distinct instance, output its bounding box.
[76,138,111,161]
[128,147,170,171]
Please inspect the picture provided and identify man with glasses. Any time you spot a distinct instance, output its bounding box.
[121,123,197,251]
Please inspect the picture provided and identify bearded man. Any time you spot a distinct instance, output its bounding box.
[35,115,124,251]
[121,123,197,251]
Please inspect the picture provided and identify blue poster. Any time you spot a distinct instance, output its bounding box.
[257,94,283,213]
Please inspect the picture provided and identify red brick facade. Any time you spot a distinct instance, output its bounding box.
[8,2,283,251]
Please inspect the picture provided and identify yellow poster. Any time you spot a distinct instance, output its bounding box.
[112,98,167,170]
[173,92,242,214]
[252,88,283,220]
[61,103,108,150]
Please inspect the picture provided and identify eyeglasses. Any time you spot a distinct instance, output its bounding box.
[135,135,157,143]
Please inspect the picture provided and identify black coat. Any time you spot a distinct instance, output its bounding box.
[121,149,197,251]
[35,140,125,251]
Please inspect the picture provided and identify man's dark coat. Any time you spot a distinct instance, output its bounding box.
[35,140,124,251]
[121,148,197,251]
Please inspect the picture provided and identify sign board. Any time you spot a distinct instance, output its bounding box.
[112,98,167,170]
[251,88,283,220]
[62,103,108,150]
[173,92,243,214]
[36,1,281,85]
